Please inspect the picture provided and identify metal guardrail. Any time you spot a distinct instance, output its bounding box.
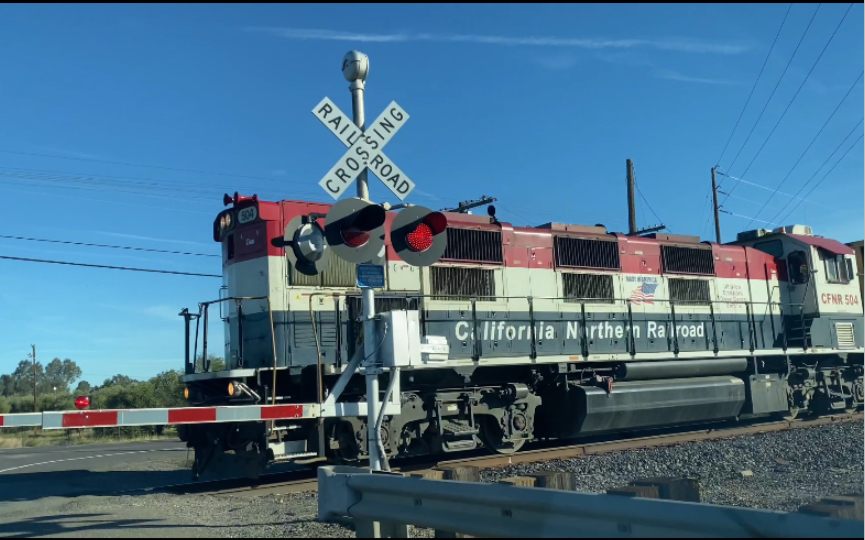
[317,466,863,538]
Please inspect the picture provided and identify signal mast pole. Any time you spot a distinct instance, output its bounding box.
[344,51,383,472]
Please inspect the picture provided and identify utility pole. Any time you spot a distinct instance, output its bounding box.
[31,344,38,413]
[32,344,38,434]
[626,159,637,235]
[711,166,722,243]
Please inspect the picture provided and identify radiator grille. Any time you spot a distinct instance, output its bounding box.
[661,245,715,276]
[430,266,496,300]
[562,273,615,304]
[293,320,338,348]
[669,278,711,305]
[442,228,503,264]
[555,237,620,270]
[290,255,357,287]
[836,322,855,349]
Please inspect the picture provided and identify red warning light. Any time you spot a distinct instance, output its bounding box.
[341,229,371,248]
[74,396,90,410]
[406,223,434,252]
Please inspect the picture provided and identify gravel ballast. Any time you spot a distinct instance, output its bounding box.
[481,421,864,512]
[0,421,860,538]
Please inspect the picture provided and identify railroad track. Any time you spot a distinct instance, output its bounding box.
[438,411,863,470]
[118,412,862,498]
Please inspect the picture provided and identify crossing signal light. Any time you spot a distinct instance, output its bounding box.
[324,197,387,264]
[74,396,90,410]
[391,206,448,266]
[284,214,330,275]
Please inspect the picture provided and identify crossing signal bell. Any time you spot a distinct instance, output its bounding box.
[284,214,330,276]
[391,206,448,266]
[324,197,387,264]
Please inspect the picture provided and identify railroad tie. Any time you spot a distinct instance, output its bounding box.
[409,470,446,481]
[606,485,661,499]
[526,471,576,491]
[497,476,537,488]
[628,477,703,503]
[432,465,481,539]
[797,495,864,520]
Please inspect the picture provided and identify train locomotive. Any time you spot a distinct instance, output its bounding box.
[178,192,864,479]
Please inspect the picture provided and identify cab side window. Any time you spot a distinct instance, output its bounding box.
[819,249,849,284]
[787,250,809,285]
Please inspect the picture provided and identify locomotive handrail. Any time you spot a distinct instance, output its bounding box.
[185,290,816,410]
[183,296,275,378]
[293,291,809,368]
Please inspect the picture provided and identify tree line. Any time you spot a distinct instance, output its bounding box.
[0,354,225,417]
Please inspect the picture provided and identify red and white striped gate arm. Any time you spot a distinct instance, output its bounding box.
[0,403,320,430]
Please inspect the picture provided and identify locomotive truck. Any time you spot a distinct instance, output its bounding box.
[175,192,863,479]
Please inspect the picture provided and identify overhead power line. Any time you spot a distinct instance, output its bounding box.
[723,3,822,176]
[736,4,856,180]
[0,149,288,184]
[716,173,829,208]
[0,234,220,258]
[720,209,779,227]
[632,168,668,233]
[768,118,863,224]
[742,69,863,229]
[715,3,793,167]
[0,255,222,278]
[776,132,864,224]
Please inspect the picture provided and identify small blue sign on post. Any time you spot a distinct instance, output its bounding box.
[357,264,385,289]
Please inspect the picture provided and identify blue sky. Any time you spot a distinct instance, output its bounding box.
[0,3,862,384]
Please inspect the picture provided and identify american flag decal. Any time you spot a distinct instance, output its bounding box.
[630,282,657,305]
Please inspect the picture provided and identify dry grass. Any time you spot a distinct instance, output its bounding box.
[0,428,179,449]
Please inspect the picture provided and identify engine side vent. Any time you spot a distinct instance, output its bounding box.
[662,245,715,276]
[836,322,855,349]
[562,273,615,304]
[290,255,357,287]
[430,266,496,300]
[669,278,711,305]
[441,228,503,264]
[555,237,620,270]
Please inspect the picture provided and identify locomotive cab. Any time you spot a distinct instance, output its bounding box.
[735,224,863,352]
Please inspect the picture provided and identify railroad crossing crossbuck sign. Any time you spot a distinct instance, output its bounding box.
[313,97,416,201]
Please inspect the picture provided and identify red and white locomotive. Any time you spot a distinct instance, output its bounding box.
[178,192,863,479]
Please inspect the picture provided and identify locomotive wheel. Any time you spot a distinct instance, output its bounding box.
[327,421,362,465]
[479,418,525,455]
[781,407,800,421]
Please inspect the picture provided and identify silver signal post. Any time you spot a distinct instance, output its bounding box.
[344,50,384,472]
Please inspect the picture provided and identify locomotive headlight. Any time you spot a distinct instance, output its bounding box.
[227,382,236,397]
[184,387,190,400]
[220,213,233,230]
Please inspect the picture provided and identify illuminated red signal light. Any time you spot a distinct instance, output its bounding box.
[74,396,90,410]
[406,222,434,252]
[392,207,448,266]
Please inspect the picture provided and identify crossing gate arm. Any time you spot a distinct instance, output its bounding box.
[317,466,863,538]
[0,404,320,430]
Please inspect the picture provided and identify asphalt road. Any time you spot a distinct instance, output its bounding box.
[0,441,191,502]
